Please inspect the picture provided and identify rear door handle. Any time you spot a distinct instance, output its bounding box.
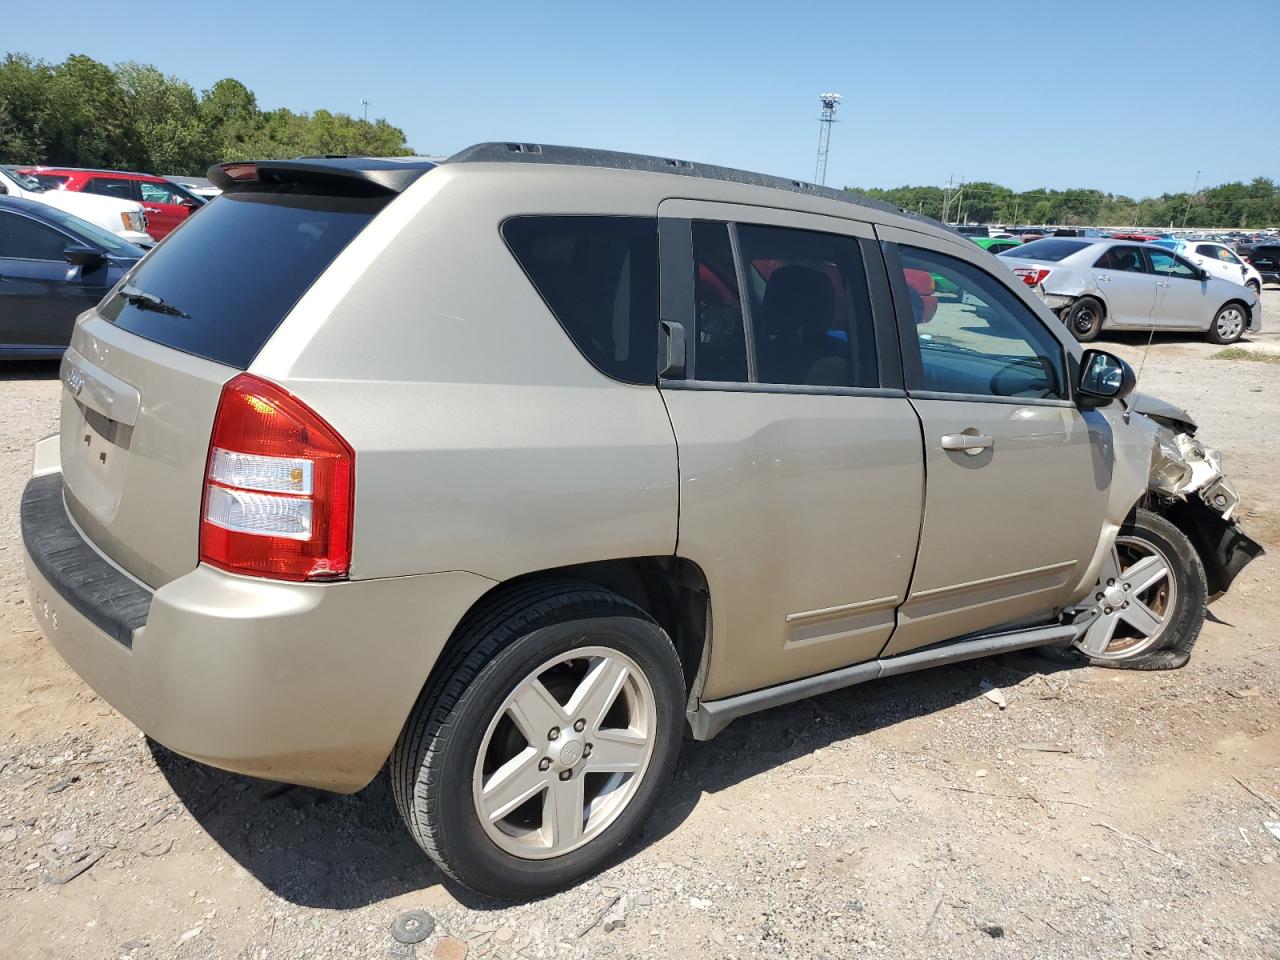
[941,433,994,455]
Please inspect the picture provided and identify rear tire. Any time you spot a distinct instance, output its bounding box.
[1062,296,1103,342]
[391,581,685,899]
[1207,302,1247,344]
[1046,510,1206,670]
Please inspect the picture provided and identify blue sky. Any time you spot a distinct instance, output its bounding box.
[9,0,1275,197]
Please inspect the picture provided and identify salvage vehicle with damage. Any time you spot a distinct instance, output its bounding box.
[998,237,1260,343]
[20,145,1262,899]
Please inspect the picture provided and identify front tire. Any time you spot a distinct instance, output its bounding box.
[1246,280,1260,297]
[1062,296,1104,342]
[391,581,685,899]
[1207,302,1247,344]
[1062,509,1206,670]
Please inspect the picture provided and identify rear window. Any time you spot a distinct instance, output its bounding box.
[999,238,1090,262]
[502,215,658,385]
[99,192,381,368]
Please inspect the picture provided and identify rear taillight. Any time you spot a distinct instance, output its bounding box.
[200,374,354,581]
[1012,267,1051,287]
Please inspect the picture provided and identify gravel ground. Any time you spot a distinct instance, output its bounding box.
[2,294,1279,960]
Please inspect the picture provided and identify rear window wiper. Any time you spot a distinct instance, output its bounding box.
[119,284,191,319]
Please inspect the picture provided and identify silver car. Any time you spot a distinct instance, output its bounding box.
[20,145,1262,898]
[998,237,1260,343]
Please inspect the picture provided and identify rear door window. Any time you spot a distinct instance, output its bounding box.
[735,224,878,388]
[87,177,135,200]
[99,192,382,368]
[1094,246,1146,272]
[502,216,658,385]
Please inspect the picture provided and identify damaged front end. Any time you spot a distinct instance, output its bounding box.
[1145,418,1264,598]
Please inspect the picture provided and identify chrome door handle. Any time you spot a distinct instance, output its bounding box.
[941,433,994,455]
[144,206,163,213]
[1096,274,1112,282]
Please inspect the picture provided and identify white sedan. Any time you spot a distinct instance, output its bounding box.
[1152,239,1262,297]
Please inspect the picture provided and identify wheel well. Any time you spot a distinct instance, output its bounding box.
[452,558,711,695]
[1061,294,1106,321]
[1079,293,1106,317]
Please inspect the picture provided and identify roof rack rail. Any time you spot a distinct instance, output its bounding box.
[444,142,923,222]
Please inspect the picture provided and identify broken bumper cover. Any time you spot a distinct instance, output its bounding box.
[1148,426,1264,596]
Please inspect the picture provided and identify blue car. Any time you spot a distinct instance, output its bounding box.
[0,196,145,357]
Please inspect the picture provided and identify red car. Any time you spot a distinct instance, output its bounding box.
[18,167,204,240]
[1108,232,1160,242]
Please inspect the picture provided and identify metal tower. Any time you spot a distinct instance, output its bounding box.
[814,92,842,185]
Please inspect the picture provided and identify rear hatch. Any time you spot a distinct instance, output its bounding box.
[58,160,430,587]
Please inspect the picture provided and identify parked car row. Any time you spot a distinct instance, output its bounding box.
[0,163,219,357]
[0,166,151,246]
[17,166,206,240]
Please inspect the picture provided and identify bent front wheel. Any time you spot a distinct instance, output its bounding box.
[1071,510,1207,670]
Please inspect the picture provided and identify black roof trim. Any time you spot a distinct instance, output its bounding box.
[207,156,436,196]
[444,142,931,224]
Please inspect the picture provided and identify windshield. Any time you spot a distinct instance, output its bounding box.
[35,203,147,258]
[1,165,48,193]
[998,237,1091,262]
[98,190,383,368]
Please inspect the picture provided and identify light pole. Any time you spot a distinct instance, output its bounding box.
[813,93,842,186]
[361,98,369,123]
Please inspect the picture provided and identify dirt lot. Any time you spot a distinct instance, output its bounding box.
[2,296,1279,960]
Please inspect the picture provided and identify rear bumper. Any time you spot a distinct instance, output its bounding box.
[21,458,495,792]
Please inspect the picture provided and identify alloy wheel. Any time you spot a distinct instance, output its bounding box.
[471,646,656,859]
[1077,536,1178,659]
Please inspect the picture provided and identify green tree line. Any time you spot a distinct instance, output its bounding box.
[849,179,1280,229]
[0,53,413,175]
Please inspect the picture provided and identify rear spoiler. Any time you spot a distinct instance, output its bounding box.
[208,156,436,196]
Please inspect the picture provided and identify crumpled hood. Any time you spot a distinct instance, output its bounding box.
[1127,392,1197,433]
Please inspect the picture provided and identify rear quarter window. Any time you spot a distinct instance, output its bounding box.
[502,216,658,385]
[99,191,381,369]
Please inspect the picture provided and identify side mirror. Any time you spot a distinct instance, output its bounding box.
[63,244,105,269]
[1077,349,1135,408]
[1200,268,1211,281]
